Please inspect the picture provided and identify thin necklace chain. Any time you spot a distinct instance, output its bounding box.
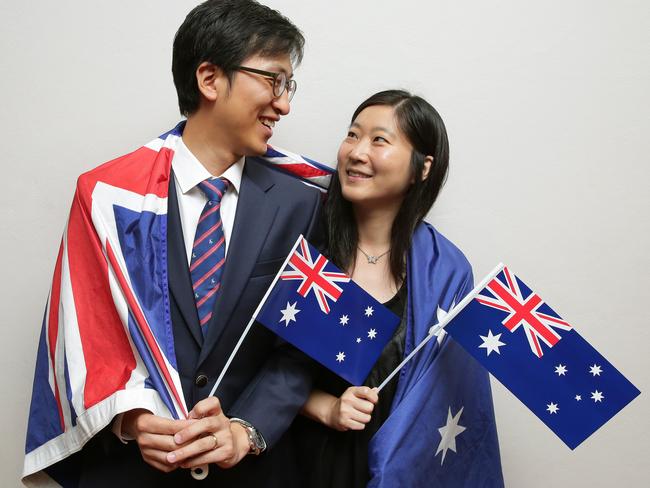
[357,246,390,264]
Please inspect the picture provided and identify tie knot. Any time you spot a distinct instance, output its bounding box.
[198,178,229,202]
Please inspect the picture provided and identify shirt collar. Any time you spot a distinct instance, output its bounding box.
[172,137,244,195]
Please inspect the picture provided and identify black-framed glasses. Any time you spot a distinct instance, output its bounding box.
[237,66,297,101]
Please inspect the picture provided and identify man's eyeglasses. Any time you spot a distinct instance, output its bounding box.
[237,66,297,102]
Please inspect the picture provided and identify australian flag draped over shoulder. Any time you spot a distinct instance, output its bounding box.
[444,264,640,450]
[368,223,504,487]
[254,236,401,385]
[23,121,332,486]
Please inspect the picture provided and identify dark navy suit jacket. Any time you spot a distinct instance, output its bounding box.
[73,158,322,487]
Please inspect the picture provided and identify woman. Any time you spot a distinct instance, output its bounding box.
[293,90,503,487]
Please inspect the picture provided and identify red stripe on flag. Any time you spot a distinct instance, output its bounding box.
[47,241,66,431]
[274,162,331,179]
[66,192,136,409]
[105,241,188,419]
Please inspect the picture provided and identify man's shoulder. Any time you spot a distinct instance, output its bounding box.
[75,144,170,199]
[244,157,323,200]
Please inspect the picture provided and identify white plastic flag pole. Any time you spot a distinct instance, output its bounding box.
[376,263,504,393]
[191,236,304,481]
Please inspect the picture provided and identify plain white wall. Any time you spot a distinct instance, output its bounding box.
[1,0,648,485]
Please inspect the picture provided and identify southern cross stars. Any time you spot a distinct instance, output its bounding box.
[478,330,505,356]
[364,306,374,317]
[367,329,377,339]
[546,402,559,414]
[591,390,604,402]
[336,351,346,363]
[279,301,300,327]
[589,364,602,376]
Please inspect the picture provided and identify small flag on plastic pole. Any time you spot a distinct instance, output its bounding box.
[252,235,401,385]
[443,263,640,449]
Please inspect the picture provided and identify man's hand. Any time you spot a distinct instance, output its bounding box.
[327,386,379,431]
[121,408,195,473]
[166,397,249,469]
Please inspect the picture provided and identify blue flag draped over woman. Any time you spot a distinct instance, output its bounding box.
[368,223,504,487]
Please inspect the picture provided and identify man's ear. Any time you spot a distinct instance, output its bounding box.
[196,61,226,102]
[422,155,433,181]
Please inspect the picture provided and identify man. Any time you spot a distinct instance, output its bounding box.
[24,1,321,486]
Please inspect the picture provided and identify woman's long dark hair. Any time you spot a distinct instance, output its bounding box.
[326,89,450,282]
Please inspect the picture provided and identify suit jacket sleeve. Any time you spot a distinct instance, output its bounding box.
[227,187,323,448]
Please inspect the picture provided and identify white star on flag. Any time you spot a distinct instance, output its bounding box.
[554,364,568,376]
[546,402,559,414]
[339,315,349,326]
[435,406,466,465]
[279,301,300,327]
[575,395,582,401]
[589,364,602,376]
[336,351,346,363]
[364,306,374,317]
[430,304,452,343]
[356,337,361,343]
[591,390,604,402]
[478,330,505,356]
[367,328,377,339]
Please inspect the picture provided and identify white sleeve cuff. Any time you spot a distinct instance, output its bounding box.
[111,413,135,444]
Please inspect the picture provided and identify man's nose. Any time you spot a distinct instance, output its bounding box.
[272,90,291,115]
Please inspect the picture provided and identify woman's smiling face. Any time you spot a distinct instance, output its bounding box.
[337,105,414,210]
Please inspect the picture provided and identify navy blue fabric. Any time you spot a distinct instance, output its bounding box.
[368,223,504,487]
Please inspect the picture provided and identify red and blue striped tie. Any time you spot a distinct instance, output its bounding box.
[190,178,229,335]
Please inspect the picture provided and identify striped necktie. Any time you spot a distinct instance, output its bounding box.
[190,178,229,334]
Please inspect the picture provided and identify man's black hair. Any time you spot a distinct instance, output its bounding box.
[172,0,305,116]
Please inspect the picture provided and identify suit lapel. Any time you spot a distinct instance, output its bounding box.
[167,172,204,346]
[199,160,278,365]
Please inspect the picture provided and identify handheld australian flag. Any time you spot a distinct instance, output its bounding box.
[443,264,640,449]
[254,235,401,385]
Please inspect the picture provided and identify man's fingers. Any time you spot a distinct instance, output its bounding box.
[135,412,195,436]
[137,432,179,452]
[167,433,222,464]
[139,447,178,473]
[174,414,229,445]
[188,396,223,419]
[179,443,237,469]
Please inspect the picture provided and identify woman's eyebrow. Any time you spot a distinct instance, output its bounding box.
[350,122,396,137]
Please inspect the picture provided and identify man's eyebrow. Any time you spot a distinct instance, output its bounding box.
[267,64,293,78]
[350,122,396,137]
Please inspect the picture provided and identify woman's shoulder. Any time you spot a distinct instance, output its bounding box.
[413,221,473,277]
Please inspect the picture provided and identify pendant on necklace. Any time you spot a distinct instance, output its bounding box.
[366,255,379,264]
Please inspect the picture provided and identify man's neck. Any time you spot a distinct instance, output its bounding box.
[183,115,241,176]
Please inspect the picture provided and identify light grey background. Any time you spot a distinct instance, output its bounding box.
[1,0,648,486]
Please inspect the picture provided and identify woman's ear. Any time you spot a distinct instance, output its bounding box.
[196,61,225,103]
[422,155,433,181]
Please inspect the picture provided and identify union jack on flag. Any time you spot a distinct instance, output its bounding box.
[443,264,640,449]
[23,122,334,486]
[280,237,350,314]
[475,267,573,358]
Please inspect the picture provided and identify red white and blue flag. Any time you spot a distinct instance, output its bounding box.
[442,264,640,449]
[254,236,401,385]
[23,122,334,485]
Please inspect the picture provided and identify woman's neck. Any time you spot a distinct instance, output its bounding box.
[353,204,399,253]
